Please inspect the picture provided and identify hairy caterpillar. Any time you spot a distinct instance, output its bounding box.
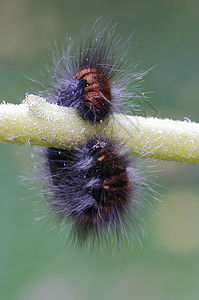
[35,22,157,248]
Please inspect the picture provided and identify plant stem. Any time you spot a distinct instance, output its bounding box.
[0,94,199,163]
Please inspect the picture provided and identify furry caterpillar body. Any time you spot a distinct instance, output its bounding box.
[36,23,156,247]
[43,137,146,245]
[47,27,116,124]
[44,23,153,124]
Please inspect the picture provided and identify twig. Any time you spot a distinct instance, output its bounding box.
[0,94,198,163]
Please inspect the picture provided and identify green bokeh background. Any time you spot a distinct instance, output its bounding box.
[0,1,199,299]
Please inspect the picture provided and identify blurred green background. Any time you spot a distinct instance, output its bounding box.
[0,0,199,299]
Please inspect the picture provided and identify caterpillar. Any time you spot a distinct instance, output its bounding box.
[35,22,157,248]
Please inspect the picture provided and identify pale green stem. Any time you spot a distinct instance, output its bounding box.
[0,94,199,163]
